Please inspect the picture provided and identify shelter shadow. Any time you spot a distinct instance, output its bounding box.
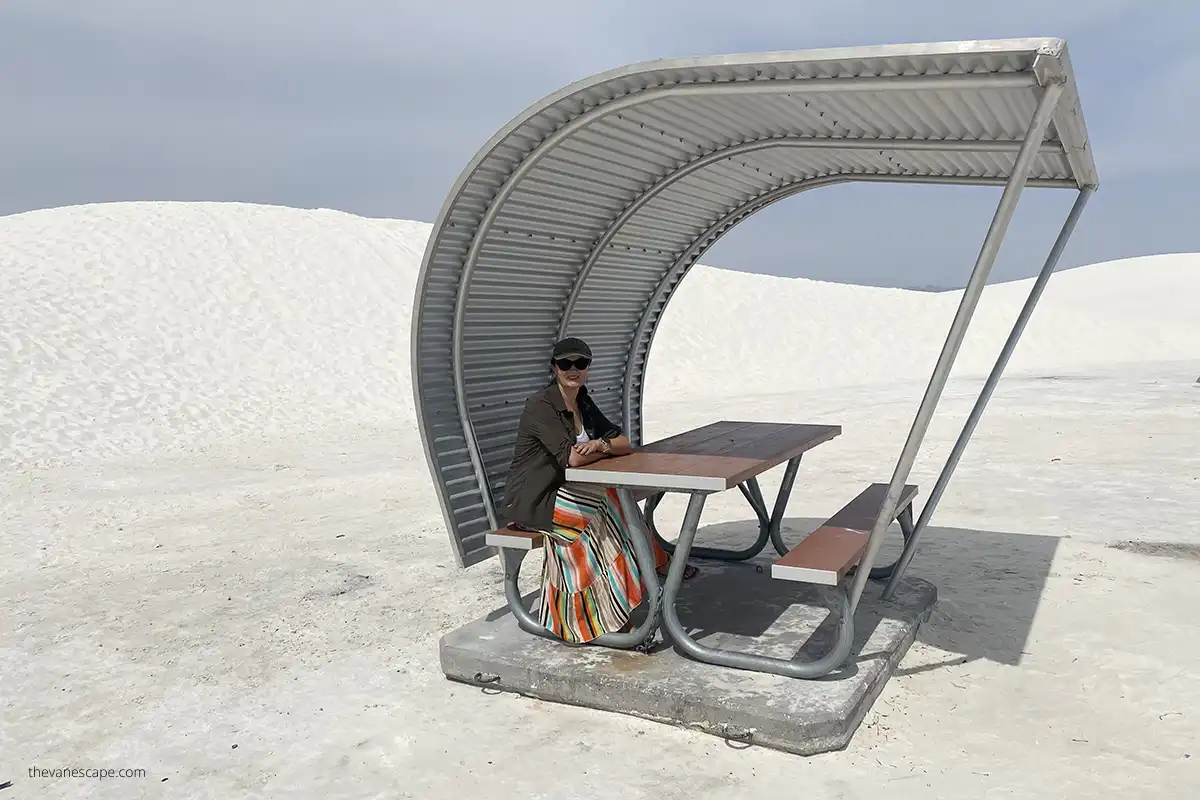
[480,515,1057,671]
[675,516,1060,668]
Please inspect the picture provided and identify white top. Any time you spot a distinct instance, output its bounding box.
[575,429,589,444]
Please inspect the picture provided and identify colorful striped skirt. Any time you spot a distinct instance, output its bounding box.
[538,484,670,644]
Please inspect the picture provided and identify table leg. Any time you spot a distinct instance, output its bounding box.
[642,491,674,553]
[659,490,857,679]
[648,457,803,561]
[739,479,771,532]
[768,456,802,556]
[589,486,664,650]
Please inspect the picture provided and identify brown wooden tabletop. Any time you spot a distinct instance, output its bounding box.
[565,420,840,492]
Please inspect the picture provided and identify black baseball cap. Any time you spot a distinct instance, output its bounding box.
[551,337,592,359]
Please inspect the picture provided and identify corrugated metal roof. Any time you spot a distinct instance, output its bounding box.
[411,38,1098,567]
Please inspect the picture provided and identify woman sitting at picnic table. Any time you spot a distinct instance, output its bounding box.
[502,336,698,643]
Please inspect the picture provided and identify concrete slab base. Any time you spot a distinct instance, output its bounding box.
[439,556,937,756]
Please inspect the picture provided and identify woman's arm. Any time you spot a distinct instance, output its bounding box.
[566,433,632,467]
[568,393,635,465]
[567,446,608,468]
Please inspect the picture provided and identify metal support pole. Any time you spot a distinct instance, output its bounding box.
[881,184,1094,599]
[846,78,1067,615]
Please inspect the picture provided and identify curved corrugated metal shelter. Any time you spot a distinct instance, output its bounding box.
[412,38,1097,569]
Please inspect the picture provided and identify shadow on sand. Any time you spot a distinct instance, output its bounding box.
[489,515,1060,676]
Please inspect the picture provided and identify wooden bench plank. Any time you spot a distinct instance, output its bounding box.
[770,483,919,585]
[771,526,867,586]
[487,528,543,550]
[825,483,919,531]
[714,424,841,462]
[487,488,659,550]
[569,422,840,491]
[640,421,758,453]
[643,421,773,456]
[568,452,764,492]
[642,421,841,463]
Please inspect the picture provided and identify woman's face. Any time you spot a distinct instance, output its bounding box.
[553,354,590,390]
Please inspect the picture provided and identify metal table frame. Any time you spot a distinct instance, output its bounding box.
[619,479,912,678]
[644,456,801,561]
[644,455,914,580]
[624,483,856,679]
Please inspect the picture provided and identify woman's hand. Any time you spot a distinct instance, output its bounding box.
[567,439,610,467]
[573,439,607,457]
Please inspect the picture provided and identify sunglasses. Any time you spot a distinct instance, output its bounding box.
[552,357,591,371]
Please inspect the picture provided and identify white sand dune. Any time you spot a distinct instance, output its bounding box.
[2,201,1198,799]
[655,251,1199,397]
[2,201,1196,466]
[0,202,427,467]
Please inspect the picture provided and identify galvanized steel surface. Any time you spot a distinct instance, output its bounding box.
[411,38,1099,566]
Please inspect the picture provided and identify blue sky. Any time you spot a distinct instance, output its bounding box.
[2,1,1197,287]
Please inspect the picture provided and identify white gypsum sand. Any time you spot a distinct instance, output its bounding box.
[1,201,1197,799]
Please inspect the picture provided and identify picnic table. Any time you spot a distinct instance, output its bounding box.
[488,419,919,679]
[574,420,840,562]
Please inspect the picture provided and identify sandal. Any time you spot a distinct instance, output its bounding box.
[657,563,699,581]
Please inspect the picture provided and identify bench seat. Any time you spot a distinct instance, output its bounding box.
[486,487,659,550]
[771,483,918,585]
